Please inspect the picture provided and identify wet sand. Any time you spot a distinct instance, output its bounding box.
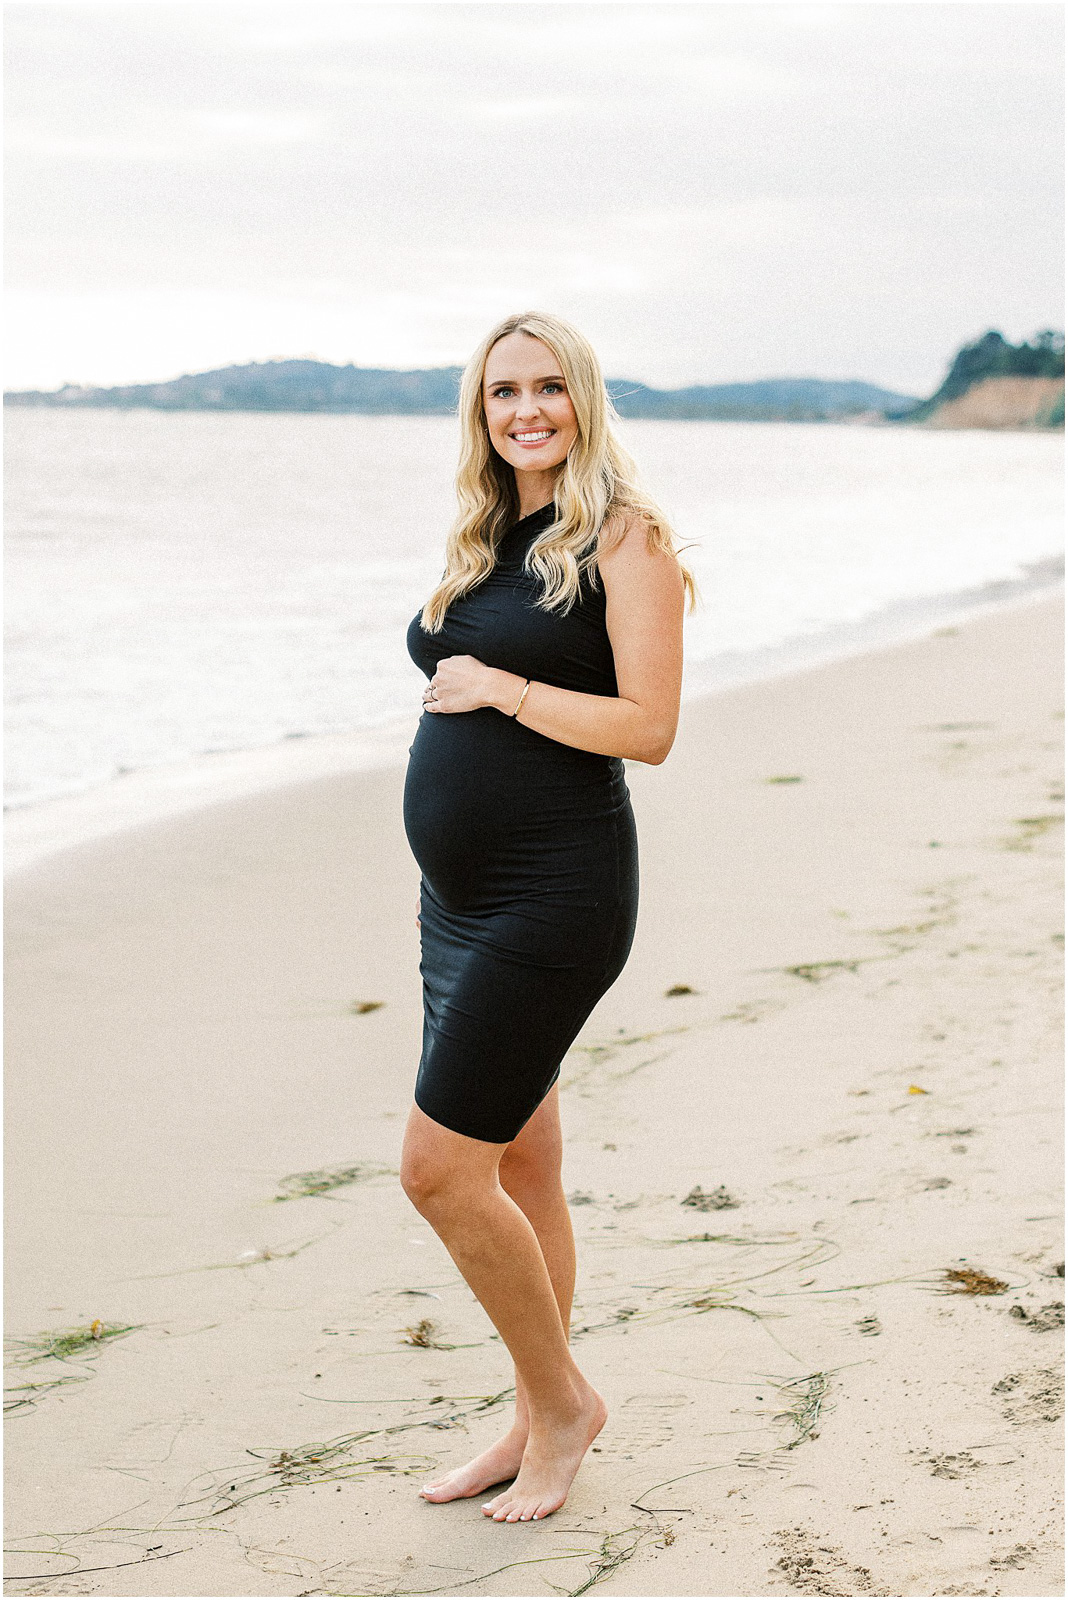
[4,592,1063,1597]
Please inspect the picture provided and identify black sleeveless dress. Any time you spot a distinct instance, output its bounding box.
[404,502,639,1143]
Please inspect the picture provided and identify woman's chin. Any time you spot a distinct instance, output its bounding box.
[509,451,567,474]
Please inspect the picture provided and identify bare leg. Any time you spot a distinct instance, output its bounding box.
[418,1087,576,1502]
[401,1095,604,1521]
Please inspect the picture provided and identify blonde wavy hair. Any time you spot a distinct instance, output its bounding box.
[420,310,697,631]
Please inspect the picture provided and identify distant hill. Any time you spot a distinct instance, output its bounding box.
[3,360,464,416]
[3,360,918,422]
[608,377,917,421]
[902,329,1064,429]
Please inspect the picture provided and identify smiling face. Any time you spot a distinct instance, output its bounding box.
[482,332,579,485]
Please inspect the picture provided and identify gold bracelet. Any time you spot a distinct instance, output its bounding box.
[511,678,531,718]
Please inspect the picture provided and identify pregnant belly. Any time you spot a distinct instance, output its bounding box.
[403,709,628,912]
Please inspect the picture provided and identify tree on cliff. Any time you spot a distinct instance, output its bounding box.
[906,328,1065,420]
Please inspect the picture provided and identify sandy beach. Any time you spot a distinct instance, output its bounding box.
[5,593,1063,1598]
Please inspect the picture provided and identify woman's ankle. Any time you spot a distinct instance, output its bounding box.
[526,1375,594,1431]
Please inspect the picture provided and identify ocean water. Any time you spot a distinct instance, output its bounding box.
[5,408,1063,825]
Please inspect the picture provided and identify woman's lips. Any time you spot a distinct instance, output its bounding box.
[510,428,557,448]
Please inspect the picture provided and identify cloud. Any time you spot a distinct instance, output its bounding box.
[4,2,1063,392]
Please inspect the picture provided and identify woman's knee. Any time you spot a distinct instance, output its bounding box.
[400,1113,498,1216]
[499,1139,564,1208]
[399,1144,453,1213]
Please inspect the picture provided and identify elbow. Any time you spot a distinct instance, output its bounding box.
[631,724,677,766]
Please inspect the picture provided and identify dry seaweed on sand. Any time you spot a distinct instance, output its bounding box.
[719,996,788,1024]
[6,1320,140,1366]
[938,1266,1010,1296]
[683,1292,762,1319]
[4,1372,90,1416]
[184,1390,517,1514]
[201,1438,436,1511]
[565,1525,658,1596]
[303,1386,515,1421]
[400,1318,457,1349]
[1,1547,191,1584]
[681,1184,739,1212]
[377,1528,657,1600]
[734,1374,833,1468]
[561,1024,690,1087]
[360,1531,652,1599]
[349,999,385,1013]
[777,958,871,983]
[273,1161,391,1201]
[4,1321,141,1416]
[1003,814,1064,851]
[867,884,960,945]
[127,1230,334,1281]
[653,1230,801,1247]
[632,1369,847,1516]
[573,1234,840,1352]
[571,1024,688,1061]
[768,1371,833,1449]
[570,1285,769,1340]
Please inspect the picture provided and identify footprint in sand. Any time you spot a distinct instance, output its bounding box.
[1007,1301,1065,1332]
[594,1392,690,1459]
[915,1449,987,1479]
[771,1526,882,1595]
[992,1367,1064,1424]
[989,1541,1037,1570]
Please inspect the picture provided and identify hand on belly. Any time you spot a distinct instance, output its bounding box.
[423,655,521,715]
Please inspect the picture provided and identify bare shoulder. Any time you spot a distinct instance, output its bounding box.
[597,507,685,598]
[597,506,654,562]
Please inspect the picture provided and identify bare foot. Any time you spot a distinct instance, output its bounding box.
[482,1382,606,1522]
[419,1426,526,1503]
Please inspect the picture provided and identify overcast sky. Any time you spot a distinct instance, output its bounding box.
[5,1,1064,395]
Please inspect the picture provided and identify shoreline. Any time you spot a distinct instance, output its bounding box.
[5,592,1062,1596]
[5,557,1062,880]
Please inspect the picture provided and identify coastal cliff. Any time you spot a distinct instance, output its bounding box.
[922,374,1065,430]
[904,329,1064,430]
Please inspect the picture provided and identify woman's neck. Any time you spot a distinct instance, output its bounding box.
[514,469,559,520]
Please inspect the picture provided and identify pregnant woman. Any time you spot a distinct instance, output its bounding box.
[402,310,693,1523]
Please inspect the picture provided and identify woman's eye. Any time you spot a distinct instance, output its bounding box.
[488,382,563,399]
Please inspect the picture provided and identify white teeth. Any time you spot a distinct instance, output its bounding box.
[513,430,554,441]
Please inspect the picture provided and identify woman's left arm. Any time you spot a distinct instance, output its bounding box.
[424,515,685,764]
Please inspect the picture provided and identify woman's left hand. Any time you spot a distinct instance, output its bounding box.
[422,655,520,715]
